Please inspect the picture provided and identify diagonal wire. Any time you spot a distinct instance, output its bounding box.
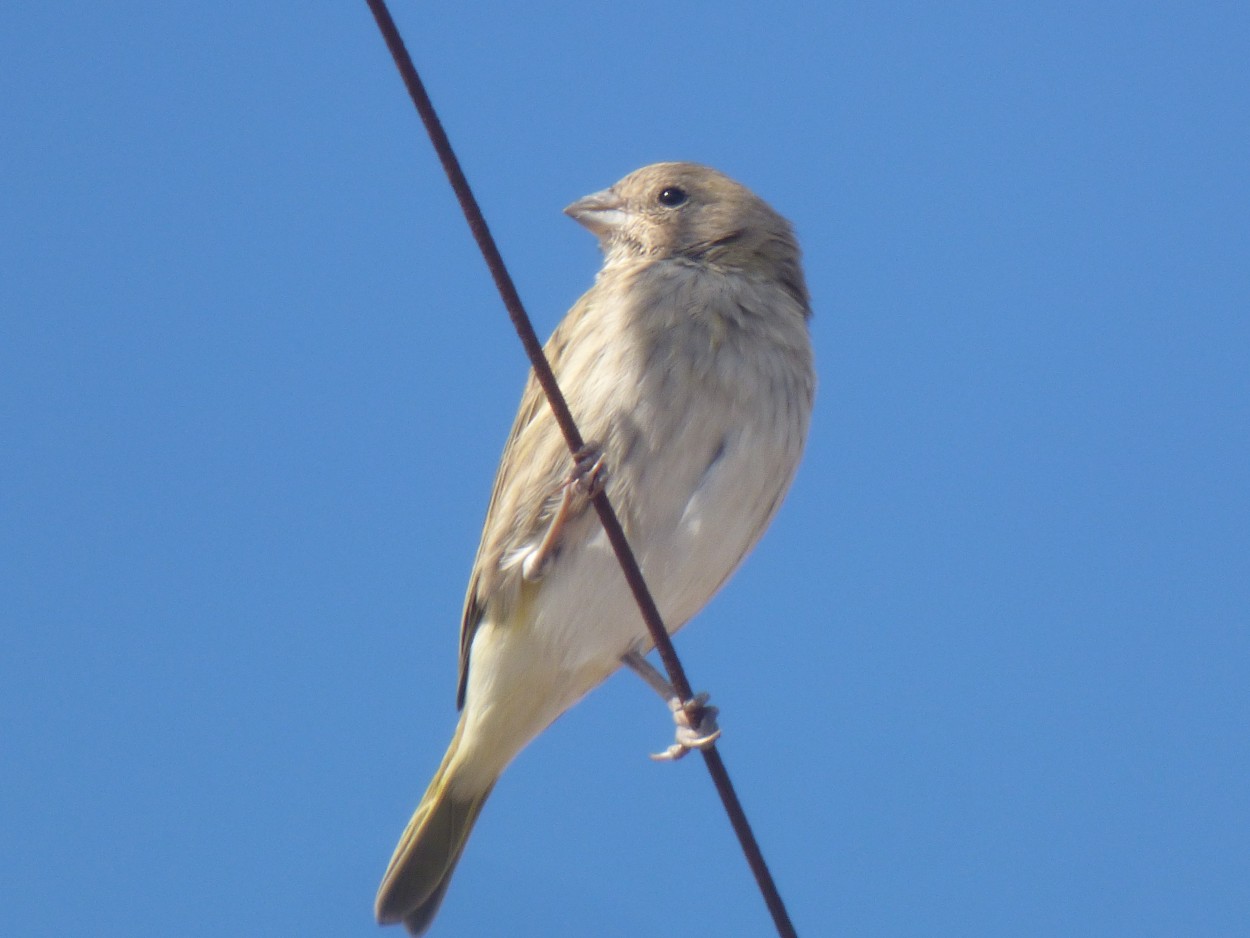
[362,3,799,936]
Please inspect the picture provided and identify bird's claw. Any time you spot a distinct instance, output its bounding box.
[649,692,721,762]
[567,442,606,498]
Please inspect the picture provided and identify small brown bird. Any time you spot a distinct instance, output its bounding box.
[375,162,814,934]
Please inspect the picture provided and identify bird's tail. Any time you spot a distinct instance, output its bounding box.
[375,717,494,935]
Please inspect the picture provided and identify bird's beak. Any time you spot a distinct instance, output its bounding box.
[563,188,628,237]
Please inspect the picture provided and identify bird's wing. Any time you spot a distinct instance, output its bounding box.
[455,294,595,709]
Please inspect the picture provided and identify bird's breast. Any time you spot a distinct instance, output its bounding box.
[525,271,811,677]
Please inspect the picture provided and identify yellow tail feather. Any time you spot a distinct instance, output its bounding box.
[375,720,494,935]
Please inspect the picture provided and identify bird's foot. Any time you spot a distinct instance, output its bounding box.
[567,441,606,498]
[620,651,721,761]
[521,443,606,582]
[649,693,721,762]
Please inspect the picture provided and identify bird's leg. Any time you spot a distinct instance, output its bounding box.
[521,442,606,582]
[621,650,721,761]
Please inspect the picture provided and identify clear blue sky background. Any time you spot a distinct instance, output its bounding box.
[3,3,1247,936]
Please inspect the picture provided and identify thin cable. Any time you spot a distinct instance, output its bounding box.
[363,4,798,936]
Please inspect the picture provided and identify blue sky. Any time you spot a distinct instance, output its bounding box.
[3,3,1247,936]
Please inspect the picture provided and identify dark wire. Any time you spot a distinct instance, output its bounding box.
[362,3,799,935]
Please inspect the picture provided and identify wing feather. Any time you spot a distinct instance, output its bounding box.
[455,294,596,708]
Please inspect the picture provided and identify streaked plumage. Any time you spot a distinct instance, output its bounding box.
[376,162,814,934]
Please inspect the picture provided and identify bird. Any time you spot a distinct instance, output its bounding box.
[374,161,815,934]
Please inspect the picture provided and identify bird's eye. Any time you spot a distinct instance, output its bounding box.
[657,186,688,208]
